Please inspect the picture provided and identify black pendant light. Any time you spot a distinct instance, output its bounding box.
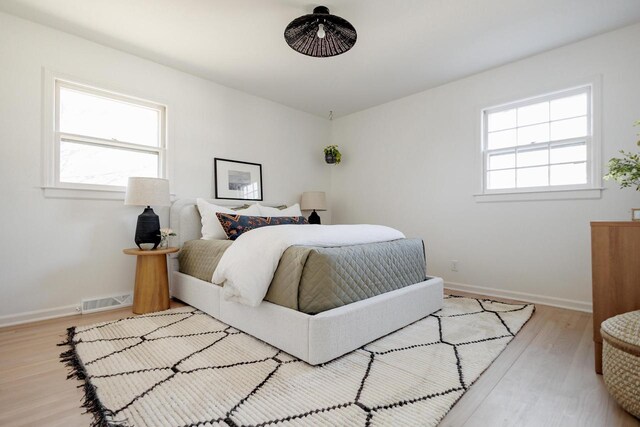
[284,6,357,58]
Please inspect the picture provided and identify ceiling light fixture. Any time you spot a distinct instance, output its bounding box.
[284,6,357,58]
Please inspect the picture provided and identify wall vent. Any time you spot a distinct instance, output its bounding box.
[81,293,133,314]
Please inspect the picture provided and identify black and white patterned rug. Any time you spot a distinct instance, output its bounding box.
[60,295,534,427]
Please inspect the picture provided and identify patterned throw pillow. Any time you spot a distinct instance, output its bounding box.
[216,213,308,240]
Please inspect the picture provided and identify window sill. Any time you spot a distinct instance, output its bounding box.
[474,187,603,203]
[42,186,176,202]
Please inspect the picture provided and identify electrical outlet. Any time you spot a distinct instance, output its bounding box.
[450,260,459,272]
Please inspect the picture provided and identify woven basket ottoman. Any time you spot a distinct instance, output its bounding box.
[601,310,640,418]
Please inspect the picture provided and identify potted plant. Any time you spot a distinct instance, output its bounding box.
[158,228,177,248]
[324,145,342,164]
[604,120,640,190]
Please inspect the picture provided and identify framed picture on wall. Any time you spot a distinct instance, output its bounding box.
[632,208,640,222]
[214,158,263,201]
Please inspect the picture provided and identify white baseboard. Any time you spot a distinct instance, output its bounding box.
[444,281,592,313]
[0,304,81,328]
[0,282,592,327]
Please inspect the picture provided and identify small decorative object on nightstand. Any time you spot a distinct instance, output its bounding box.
[125,177,171,250]
[123,247,178,314]
[159,228,177,249]
[300,191,327,224]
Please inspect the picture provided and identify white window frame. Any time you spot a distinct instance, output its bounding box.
[475,79,602,202]
[42,71,168,199]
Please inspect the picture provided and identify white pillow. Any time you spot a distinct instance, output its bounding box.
[257,203,303,217]
[196,198,260,240]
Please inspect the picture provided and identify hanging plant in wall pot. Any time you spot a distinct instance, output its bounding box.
[324,145,342,164]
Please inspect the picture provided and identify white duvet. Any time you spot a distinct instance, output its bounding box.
[212,224,406,307]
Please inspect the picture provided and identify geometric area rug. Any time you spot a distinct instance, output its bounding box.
[59,296,534,427]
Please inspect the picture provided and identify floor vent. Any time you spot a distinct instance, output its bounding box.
[82,293,133,314]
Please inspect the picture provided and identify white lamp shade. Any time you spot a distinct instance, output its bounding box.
[300,191,327,211]
[124,177,170,206]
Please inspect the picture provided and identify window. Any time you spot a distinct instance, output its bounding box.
[479,84,600,199]
[47,79,166,192]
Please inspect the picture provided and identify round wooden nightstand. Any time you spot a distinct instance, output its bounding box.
[123,247,179,314]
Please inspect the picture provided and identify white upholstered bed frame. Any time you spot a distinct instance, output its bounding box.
[168,198,444,365]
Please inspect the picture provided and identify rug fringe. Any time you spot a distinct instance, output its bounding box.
[58,327,129,427]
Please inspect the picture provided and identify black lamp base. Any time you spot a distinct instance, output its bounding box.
[308,209,321,225]
[135,206,161,250]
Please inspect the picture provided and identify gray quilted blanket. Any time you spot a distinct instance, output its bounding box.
[179,238,426,314]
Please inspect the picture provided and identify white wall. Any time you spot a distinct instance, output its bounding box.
[330,23,640,311]
[0,12,330,323]
[2,11,637,323]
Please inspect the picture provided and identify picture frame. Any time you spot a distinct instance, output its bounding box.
[214,158,263,201]
[632,208,640,222]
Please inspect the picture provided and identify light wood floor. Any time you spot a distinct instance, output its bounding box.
[0,294,638,427]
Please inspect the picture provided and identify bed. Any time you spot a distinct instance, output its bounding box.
[168,198,443,365]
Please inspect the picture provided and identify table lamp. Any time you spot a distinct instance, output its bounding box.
[300,191,327,224]
[125,177,170,249]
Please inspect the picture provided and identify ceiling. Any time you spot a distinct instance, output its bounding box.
[2,0,640,118]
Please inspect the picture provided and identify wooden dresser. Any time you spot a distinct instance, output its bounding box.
[590,221,640,374]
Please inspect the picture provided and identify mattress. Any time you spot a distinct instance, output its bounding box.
[178,238,427,314]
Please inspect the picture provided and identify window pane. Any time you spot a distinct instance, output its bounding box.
[487,169,515,190]
[517,147,548,167]
[550,117,587,141]
[488,152,515,170]
[550,143,587,164]
[60,141,158,187]
[487,109,516,132]
[488,129,517,149]
[517,166,548,188]
[550,162,587,186]
[60,87,160,146]
[517,123,549,146]
[517,101,549,127]
[550,93,587,121]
